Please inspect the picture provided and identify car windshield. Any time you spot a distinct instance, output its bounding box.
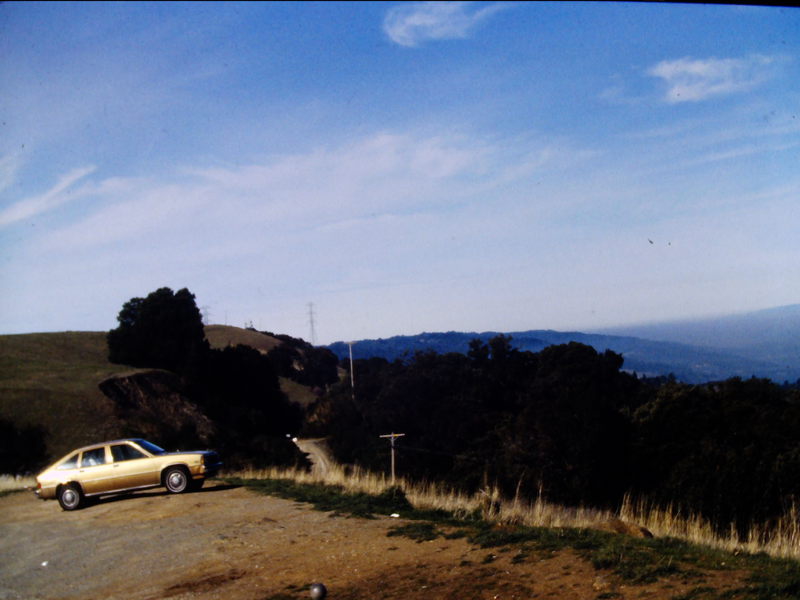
[56,453,78,470]
[134,440,166,455]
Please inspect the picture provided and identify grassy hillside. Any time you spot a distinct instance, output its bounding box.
[204,324,282,353]
[0,331,131,462]
[0,327,317,466]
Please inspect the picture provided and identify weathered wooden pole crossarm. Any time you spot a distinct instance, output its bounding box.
[379,432,406,485]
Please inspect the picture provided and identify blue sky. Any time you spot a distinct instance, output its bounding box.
[1,2,798,344]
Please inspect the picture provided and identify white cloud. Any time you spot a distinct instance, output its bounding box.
[0,165,96,227]
[647,54,778,103]
[383,1,509,47]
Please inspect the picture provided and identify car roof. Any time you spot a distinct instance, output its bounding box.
[68,438,149,454]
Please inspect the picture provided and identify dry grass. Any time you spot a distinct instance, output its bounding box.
[204,325,281,353]
[230,464,614,527]
[228,464,800,560]
[621,495,800,560]
[0,474,35,493]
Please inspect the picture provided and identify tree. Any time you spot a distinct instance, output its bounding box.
[630,377,800,534]
[193,344,304,467]
[107,287,208,373]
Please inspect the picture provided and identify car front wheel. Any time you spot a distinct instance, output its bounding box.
[57,483,83,511]
[164,467,189,494]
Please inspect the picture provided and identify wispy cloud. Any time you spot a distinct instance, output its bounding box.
[36,130,580,264]
[383,1,509,47]
[0,154,22,194]
[647,54,779,103]
[37,133,498,251]
[0,166,96,228]
[681,140,800,169]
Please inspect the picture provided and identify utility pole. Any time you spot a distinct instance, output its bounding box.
[307,302,317,345]
[347,341,356,401]
[379,433,405,485]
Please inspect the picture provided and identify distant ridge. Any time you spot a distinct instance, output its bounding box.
[326,305,800,384]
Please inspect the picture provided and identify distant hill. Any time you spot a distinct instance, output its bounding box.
[327,308,800,384]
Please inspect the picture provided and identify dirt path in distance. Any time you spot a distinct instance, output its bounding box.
[0,483,745,600]
[294,438,335,477]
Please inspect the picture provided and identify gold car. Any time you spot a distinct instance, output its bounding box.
[35,438,222,510]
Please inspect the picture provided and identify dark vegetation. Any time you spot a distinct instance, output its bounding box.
[235,476,800,600]
[0,418,47,474]
[309,337,800,537]
[105,287,337,468]
[227,477,414,519]
[265,333,339,392]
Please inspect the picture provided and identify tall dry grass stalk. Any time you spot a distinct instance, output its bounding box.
[228,465,800,560]
[621,495,800,560]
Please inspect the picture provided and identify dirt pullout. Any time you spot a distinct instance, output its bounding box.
[0,483,742,600]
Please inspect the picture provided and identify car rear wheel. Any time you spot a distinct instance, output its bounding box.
[164,466,189,494]
[57,483,83,511]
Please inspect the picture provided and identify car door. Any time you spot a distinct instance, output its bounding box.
[78,446,114,494]
[110,442,159,491]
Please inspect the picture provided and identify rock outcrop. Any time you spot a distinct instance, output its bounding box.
[99,369,216,449]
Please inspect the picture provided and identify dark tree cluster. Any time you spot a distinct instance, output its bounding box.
[108,288,208,375]
[310,337,800,534]
[265,334,339,390]
[310,338,639,509]
[188,344,304,467]
[107,287,304,468]
[630,377,800,535]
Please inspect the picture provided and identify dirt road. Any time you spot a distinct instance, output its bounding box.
[294,438,335,477]
[0,483,741,600]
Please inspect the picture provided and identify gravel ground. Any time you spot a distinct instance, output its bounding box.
[0,482,744,600]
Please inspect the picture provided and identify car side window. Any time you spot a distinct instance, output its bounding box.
[81,447,107,467]
[57,453,79,470]
[111,444,147,462]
